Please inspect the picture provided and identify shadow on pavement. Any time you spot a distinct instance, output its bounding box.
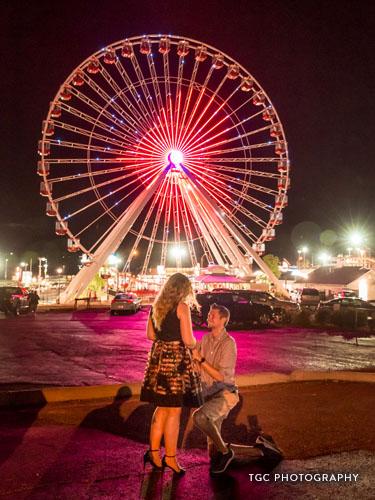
[23,388,265,498]
[0,393,47,467]
[80,386,152,443]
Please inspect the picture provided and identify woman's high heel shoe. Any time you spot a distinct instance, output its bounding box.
[143,449,163,470]
[162,455,186,476]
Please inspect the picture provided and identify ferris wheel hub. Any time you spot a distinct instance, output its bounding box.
[168,149,184,167]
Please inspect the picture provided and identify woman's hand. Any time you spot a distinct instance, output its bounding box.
[191,348,202,361]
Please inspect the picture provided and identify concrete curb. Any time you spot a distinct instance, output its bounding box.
[0,370,374,408]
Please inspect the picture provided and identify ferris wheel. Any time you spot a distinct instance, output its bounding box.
[37,34,290,302]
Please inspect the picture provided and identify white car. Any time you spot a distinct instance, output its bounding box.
[300,288,321,308]
[110,293,142,315]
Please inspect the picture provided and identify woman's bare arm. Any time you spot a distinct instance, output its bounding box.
[146,315,156,340]
[177,302,196,348]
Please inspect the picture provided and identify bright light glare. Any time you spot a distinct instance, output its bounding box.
[170,246,186,258]
[318,252,331,264]
[348,231,364,246]
[168,149,184,166]
[107,254,121,265]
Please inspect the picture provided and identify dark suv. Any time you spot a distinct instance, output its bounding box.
[227,290,300,323]
[192,290,273,328]
[0,286,31,316]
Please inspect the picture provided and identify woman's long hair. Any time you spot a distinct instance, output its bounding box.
[152,273,199,330]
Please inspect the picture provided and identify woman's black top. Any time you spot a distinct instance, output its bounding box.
[150,306,182,341]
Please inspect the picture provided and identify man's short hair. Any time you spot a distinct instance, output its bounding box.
[209,303,230,326]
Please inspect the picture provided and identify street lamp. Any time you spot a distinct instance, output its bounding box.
[56,267,63,304]
[300,246,308,268]
[297,249,302,268]
[38,257,47,281]
[4,258,8,280]
[348,231,364,247]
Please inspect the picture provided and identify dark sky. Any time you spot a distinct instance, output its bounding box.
[1,0,374,271]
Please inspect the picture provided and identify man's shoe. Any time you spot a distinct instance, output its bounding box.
[209,452,221,469]
[210,445,234,474]
[255,435,283,466]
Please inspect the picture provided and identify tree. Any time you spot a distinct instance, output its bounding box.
[262,254,281,279]
[86,273,106,298]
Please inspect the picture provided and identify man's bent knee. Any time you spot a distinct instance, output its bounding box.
[193,408,208,428]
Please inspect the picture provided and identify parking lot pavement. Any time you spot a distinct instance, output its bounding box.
[0,382,374,499]
[0,310,374,389]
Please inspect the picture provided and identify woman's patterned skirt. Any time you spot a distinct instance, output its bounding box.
[140,340,203,407]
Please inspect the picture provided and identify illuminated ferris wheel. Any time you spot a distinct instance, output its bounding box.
[37,34,290,302]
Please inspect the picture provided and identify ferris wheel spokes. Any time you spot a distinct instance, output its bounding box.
[185,160,272,212]
[97,62,154,133]
[75,175,154,241]
[177,76,241,150]
[176,63,216,148]
[57,102,140,149]
[69,86,141,143]
[184,168,267,230]
[51,161,163,204]
[182,94,273,156]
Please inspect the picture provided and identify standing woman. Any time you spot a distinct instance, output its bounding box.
[141,273,202,475]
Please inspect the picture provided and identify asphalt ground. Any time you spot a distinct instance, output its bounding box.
[0,309,374,390]
[0,381,374,499]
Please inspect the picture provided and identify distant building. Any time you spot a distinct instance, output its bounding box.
[294,266,375,300]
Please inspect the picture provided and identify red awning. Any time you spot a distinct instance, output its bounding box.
[194,274,245,284]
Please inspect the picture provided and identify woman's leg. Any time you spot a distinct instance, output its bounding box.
[149,406,168,466]
[163,407,182,470]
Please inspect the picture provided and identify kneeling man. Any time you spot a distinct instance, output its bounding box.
[192,303,282,474]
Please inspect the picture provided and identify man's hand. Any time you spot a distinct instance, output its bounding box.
[192,359,201,373]
[191,348,202,362]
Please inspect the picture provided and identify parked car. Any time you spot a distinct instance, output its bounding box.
[223,290,299,323]
[334,289,358,299]
[300,288,321,308]
[110,293,142,315]
[0,286,31,316]
[193,290,274,328]
[318,297,375,328]
[318,298,375,317]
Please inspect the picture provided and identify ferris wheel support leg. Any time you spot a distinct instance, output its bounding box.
[59,176,164,304]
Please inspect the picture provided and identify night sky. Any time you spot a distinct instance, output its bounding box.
[1,0,374,273]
